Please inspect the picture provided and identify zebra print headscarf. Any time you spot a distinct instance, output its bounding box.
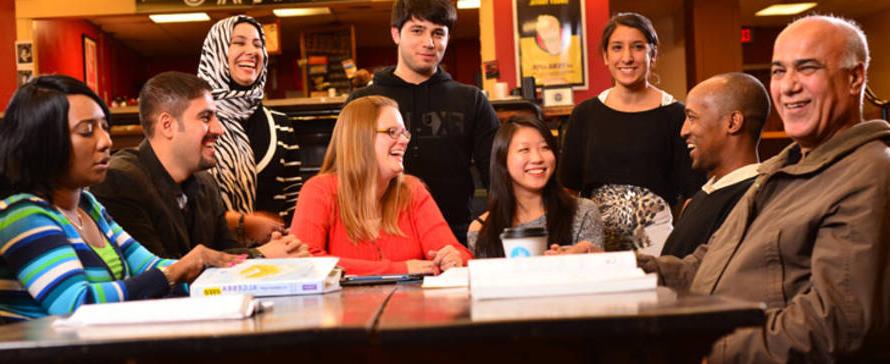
[197,15,269,213]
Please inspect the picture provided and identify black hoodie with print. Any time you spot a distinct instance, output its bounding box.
[349,66,500,241]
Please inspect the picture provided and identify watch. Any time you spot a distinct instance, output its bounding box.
[158,265,175,288]
[248,248,265,259]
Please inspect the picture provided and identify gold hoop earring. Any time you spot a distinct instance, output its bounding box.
[649,72,661,86]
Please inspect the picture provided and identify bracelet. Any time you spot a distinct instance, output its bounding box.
[248,248,265,259]
[158,265,175,288]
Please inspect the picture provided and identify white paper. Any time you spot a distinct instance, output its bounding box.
[422,267,469,288]
[468,251,657,300]
[53,294,259,327]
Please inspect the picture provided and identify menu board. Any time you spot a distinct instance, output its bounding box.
[300,27,355,97]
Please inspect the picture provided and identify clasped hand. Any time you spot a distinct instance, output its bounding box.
[243,211,287,244]
[406,245,465,275]
[255,231,311,258]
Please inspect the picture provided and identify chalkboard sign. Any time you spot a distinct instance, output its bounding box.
[300,26,355,97]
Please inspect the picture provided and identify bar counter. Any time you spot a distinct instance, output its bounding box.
[0,285,764,363]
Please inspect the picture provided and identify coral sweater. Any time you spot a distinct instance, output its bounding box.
[290,173,472,275]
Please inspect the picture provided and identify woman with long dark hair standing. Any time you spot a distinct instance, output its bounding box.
[559,12,704,255]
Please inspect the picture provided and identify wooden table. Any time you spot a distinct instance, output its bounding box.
[0,285,395,363]
[0,285,764,363]
[376,286,764,363]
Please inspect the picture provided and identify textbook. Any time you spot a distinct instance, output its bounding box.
[190,257,342,298]
[468,251,657,300]
[53,295,264,327]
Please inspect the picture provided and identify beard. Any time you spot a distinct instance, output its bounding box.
[400,47,438,76]
[198,154,217,171]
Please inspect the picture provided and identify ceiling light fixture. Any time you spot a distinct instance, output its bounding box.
[273,7,332,17]
[148,12,211,23]
[755,2,817,16]
[457,0,480,9]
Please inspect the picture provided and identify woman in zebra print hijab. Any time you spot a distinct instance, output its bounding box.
[198,15,303,245]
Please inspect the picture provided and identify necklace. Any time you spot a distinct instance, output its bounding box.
[57,207,84,231]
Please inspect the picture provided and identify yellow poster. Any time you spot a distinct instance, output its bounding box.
[515,0,587,88]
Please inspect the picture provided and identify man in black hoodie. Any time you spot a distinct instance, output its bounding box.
[349,0,500,245]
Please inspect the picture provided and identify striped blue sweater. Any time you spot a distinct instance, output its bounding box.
[0,192,174,322]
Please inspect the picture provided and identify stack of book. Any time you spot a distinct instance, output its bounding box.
[468,251,656,300]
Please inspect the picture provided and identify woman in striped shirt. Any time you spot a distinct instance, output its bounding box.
[197,15,303,245]
[0,75,244,323]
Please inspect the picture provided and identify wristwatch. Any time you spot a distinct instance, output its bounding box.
[248,248,265,259]
[158,265,175,288]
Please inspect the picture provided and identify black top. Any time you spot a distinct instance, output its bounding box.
[559,97,704,205]
[91,141,241,259]
[349,66,500,235]
[242,105,302,223]
[660,177,755,257]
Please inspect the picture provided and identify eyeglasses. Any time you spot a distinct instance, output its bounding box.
[376,127,411,140]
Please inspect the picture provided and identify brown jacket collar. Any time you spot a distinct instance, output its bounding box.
[759,120,890,177]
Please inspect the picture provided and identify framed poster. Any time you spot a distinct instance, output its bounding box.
[15,41,33,68]
[263,21,281,55]
[17,70,33,87]
[82,35,98,92]
[513,0,588,89]
[15,40,34,83]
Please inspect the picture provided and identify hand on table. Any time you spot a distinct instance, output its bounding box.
[243,211,285,244]
[544,241,603,256]
[429,245,464,272]
[406,259,437,275]
[256,231,311,258]
[167,245,246,283]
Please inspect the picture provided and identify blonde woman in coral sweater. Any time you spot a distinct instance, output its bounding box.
[290,96,471,275]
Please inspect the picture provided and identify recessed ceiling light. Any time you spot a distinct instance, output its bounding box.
[457,0,480,9]
[755,2,817,16]
[148,12,210,23]
[273,7,331,17]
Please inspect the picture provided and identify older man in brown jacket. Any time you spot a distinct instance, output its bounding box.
[638,15,890,363]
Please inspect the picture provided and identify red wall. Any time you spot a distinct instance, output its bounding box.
[265,52,302,99]
[492,0,611,104]
[104,35,142,101]
[34,19,102,91]
[0,1,17,110]
[34,19,141,105]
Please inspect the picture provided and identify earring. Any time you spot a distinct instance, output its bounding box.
[648,72,661,86]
